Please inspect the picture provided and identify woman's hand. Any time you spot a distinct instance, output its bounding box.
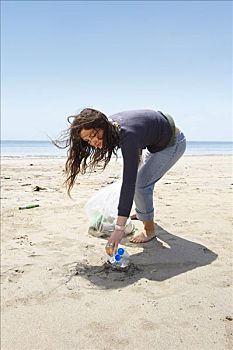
[105,229,125,256]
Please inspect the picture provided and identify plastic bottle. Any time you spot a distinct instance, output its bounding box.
[108,247,130,268]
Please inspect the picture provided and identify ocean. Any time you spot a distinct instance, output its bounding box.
[1,140,232,157]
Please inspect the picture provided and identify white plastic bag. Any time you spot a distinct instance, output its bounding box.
[85,180,134,237]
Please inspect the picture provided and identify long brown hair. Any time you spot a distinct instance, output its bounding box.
[54,108,120,195]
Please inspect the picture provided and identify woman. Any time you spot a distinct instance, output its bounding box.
[56,108,186,254]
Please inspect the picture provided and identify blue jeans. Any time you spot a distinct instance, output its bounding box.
[134,131,186,221]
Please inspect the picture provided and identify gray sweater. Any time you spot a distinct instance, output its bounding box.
[111,109,173,217]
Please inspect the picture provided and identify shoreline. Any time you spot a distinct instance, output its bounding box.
[1,153,233,159]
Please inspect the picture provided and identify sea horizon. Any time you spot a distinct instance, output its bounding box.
[1,139,232,157]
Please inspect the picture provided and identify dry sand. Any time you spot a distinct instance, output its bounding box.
[1,155,233,350]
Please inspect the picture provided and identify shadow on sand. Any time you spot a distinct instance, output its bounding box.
[67,224,218,290]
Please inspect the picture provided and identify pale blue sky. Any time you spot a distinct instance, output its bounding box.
[1,0,232,141]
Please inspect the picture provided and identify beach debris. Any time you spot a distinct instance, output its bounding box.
[32,185,56,192]
[226,316,233,321]
[2,176,10,179]
[13,234,28,240]
[19,204,40,210]
[21,183,31,186]
[33,185,47,191]
[106,247,130,270]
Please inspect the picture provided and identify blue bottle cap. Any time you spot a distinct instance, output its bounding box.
[115,254,121,262]
[118,248,124,255]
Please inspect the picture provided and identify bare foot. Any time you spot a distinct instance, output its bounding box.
[130,228,156,243]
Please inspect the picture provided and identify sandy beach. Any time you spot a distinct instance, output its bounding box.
[1,154,232,350]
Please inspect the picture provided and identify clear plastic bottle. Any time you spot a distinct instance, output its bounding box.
[108,247,130,268]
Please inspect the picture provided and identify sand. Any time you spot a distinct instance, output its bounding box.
[1,155,232,350]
